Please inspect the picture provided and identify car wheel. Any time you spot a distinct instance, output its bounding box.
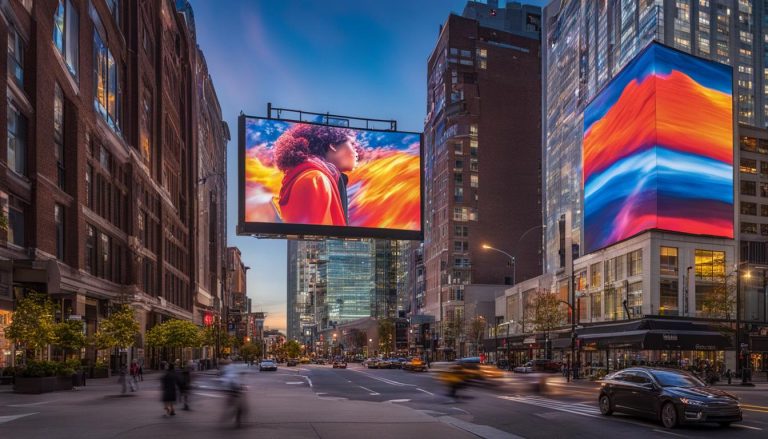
[661,402,678,429]
[598,394,613,416]
[719,422,731,428]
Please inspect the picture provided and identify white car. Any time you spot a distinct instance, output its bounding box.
[513,362,533,373]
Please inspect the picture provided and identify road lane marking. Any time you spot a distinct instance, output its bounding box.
[193,391,225,398]
[498,395,602,418]
[733,424,763,430]
[359,386,380,395]
[300,375,313,388]
[417,388,435,396]
[354,373,416,387]
[651,429,689,437]
[384,399,411,403]
[8,401,57,407]
[451,407,471,415]
[0,413,38,424]
[285,381,304,385]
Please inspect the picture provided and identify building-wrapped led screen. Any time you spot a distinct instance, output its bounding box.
[583,42,733,254]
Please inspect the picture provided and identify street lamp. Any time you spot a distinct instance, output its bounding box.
[735,261,753,386]
[482,245,516,285]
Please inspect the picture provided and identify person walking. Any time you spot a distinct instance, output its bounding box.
[129,360,139,391]
[138,361,144,381]
[179,361,193,410]
[726,368,732,385]
[162,363,180,417]
[119,364,129,394]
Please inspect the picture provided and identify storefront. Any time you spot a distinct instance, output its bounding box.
[575,319,733,377]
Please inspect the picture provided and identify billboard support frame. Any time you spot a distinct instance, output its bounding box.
[267,102,398,132]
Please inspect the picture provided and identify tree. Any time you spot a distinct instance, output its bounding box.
[6,292,56,360]
[377,318,395,357]
[145,319,201,349]
[93,305,139,351]
[54,320,86,359]
[285,340,302,359]
[531,290,567,335]
[240,343,262,364]
[351,329,368,354]
[467,316,487,356]
[701,273,737,320]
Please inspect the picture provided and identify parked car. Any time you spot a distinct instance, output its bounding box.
[332,358,347,369]
[598,367,742,429]
[259,360,278,371]
[363,358,380,369]
[286,358,298,367]
[403,357,427,372]
[377,358,392,369]
[513,362,533,373]
[299,357,311,364]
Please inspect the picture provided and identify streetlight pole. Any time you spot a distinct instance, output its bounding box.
[736,261,752,385]
[482,245,515,284]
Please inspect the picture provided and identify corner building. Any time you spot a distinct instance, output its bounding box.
[0,0,228,368]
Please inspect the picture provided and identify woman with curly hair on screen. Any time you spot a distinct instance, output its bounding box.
[273,123,359,226]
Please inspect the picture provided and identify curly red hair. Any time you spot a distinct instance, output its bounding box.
[273,124,355,171]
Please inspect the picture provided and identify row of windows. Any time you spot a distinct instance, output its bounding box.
[739,201,768,216]
[84,224,125,284]
[741,222,768,235]
[586,249,643,288]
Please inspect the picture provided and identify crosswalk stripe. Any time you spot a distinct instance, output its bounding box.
[498,395,602,418]
[0,413,37,424]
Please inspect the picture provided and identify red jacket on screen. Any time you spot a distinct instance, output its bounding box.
[278,158,347,226]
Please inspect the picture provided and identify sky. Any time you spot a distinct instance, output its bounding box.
[190,0,548,333]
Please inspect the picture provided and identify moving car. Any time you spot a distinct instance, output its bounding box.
[598,367,742,429]
[458,357,503,380]
[332,358,347,369]
[259,360,278,371]
[403,357,427,372]
[286,358,298,367]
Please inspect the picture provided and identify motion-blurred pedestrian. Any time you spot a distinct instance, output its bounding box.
[220,365,247,428]
[129,360,139,391]
[119,364,129,394]
[180,360,193,410]
[162,364,180,417]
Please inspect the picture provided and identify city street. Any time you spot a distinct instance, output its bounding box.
[3,363,768,438]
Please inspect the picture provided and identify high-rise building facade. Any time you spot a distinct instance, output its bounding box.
[286,239,405,347]
[543,0,765,273]
[0,0,228,368]
[421,3,542,358]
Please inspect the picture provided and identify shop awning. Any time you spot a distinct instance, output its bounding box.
[575,319,734,351]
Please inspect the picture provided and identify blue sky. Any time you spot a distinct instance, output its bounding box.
[190,0,548,332]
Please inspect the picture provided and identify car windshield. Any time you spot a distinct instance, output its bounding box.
[651,370,705,388]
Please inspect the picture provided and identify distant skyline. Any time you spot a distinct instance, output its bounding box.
[190,0,548,332]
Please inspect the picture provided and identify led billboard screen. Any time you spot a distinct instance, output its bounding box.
[238,116,422,240]
[583,42,733,254]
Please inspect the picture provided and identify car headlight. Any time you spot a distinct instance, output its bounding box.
[680,398,705,406]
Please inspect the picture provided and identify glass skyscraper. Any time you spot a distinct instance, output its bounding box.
[543,0,763,272]
[287,239,405,343]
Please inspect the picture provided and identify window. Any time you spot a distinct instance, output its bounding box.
[627,282,643,317]
[454,186,464,203]
[591,292,602,319]
[454,160,463,171]
[741,201,758,215]
[470,158,478,172]
[695,249,725,281]
[741,136,757,152]
[605,259,616,283]
[52,0,78,77]
[762,205,768,217]
[99,232,111,280]
[454,173,463,184]
[54,83,65,189]
[590,262,601,287]
[741,158,758,174]
[761,162,768,178]
[470,174,478,188]
[7,197,26,247]
[85,165,92,207]
[454,225,468,237]
[94,29,122,131]
[85,224,95,273]
[741,180,756,196]
[660,279,679,315]
[55,204,65,260]
[454,241,469,252]
[628,249,642,276]
[660,247,678,276]
[99,145,111,172]
[7,104,27,176]
[7,26,24,87]
[741,222,758,234]
[106,0,120,27]
[453,142,463,155]
[761,183,768,197]
[470,139,478,157]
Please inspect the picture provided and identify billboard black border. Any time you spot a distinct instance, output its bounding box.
[237,113,425,241]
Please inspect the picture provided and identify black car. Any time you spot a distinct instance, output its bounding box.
[598,367,741,428]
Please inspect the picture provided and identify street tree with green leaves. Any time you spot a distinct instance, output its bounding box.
[285,339,302,359]
[377,318,395,357]
[145,319,201,349]
[6,292,56,360]
[54,320,86,359]
[93,305,139,352]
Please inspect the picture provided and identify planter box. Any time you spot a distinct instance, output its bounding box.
[57,376,73,391]
[91,368,109,379]
[14,376,58,394]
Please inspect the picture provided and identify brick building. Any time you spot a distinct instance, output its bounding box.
[420,6,542,360]
[0,0,228,368]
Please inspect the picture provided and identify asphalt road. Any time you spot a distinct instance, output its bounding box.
[301,363,768,439]
[2,363,768,439]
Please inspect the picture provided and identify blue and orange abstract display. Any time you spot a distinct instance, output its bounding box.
[583,42,733,254]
